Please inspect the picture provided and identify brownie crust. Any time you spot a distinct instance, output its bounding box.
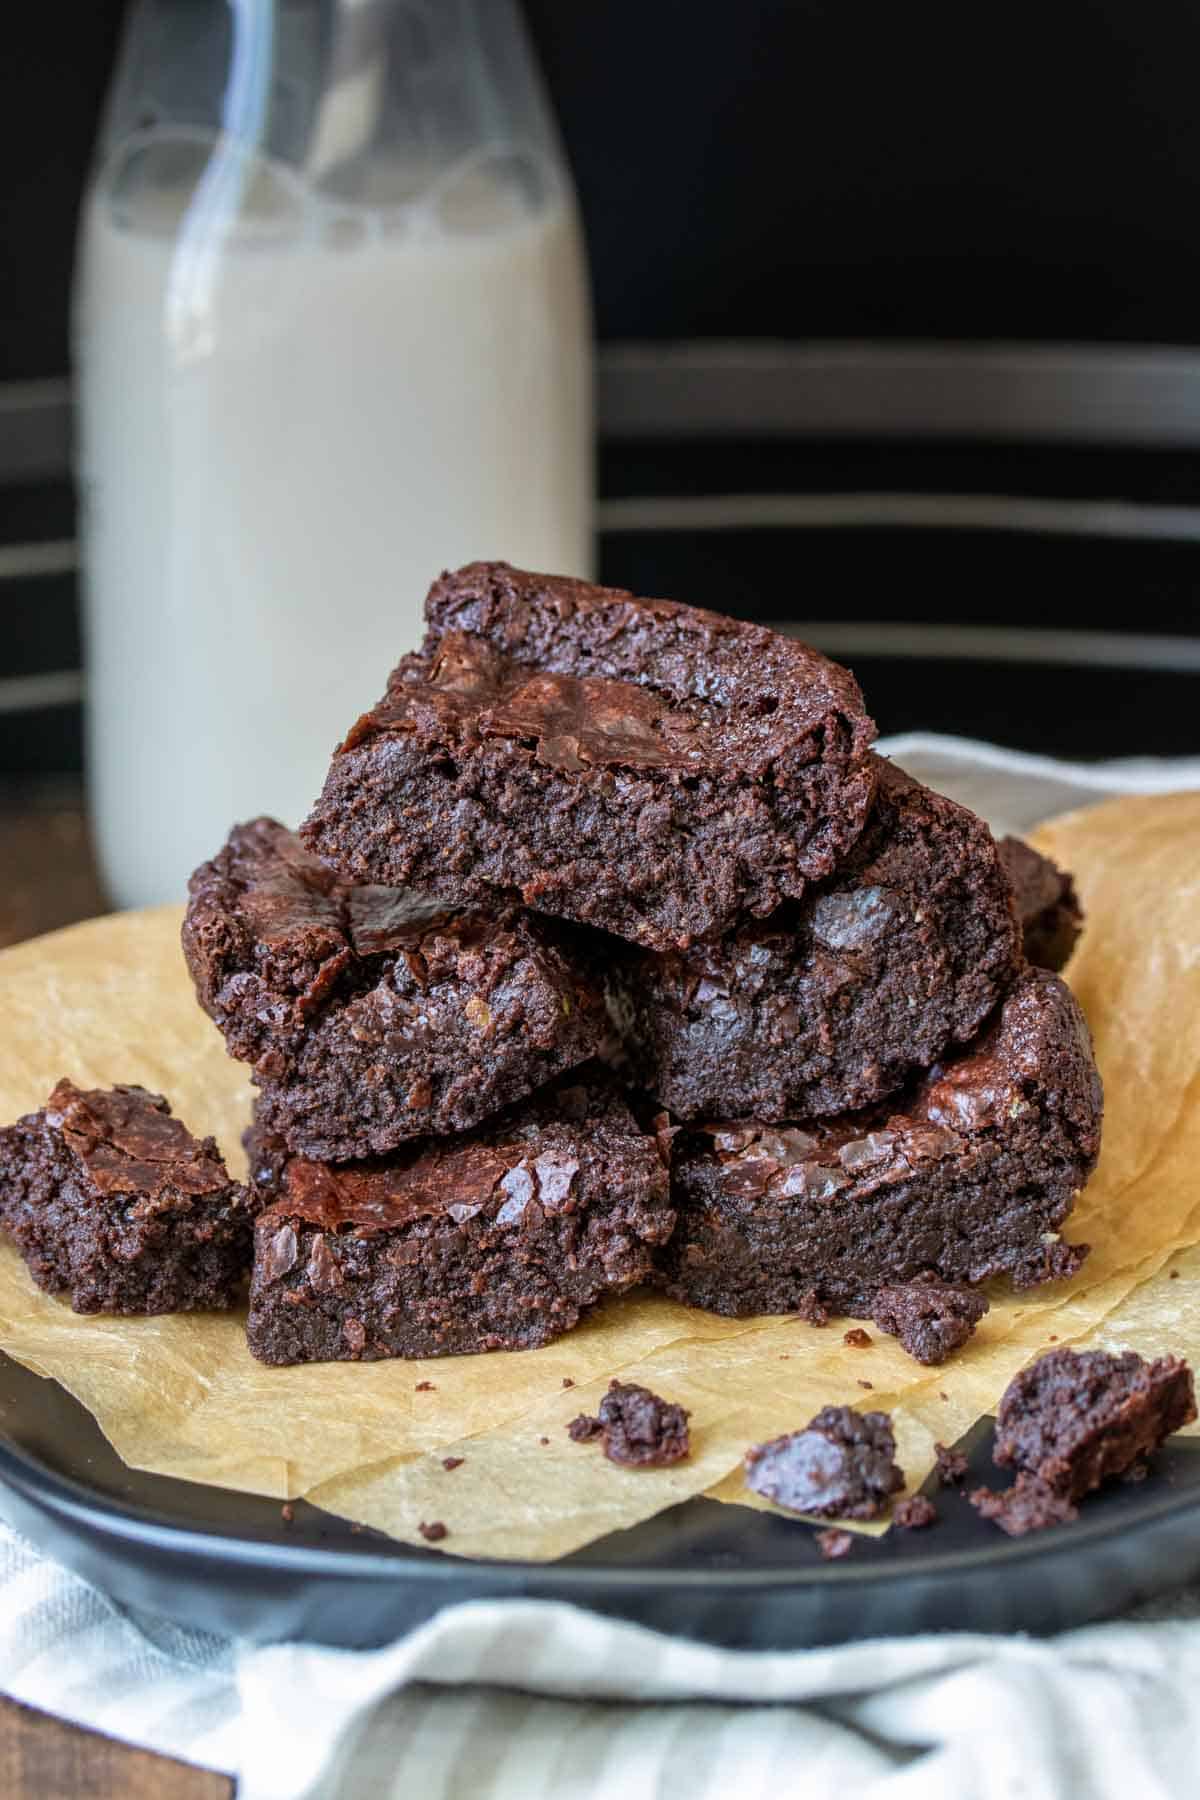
[245,1076,674,1364]
[998,836,1083,973]
[608,759,1022,1121]
[302,562,878,951]
[0,1081,253,1313]
[184,818,605,1161]
[658,967,1102,1319]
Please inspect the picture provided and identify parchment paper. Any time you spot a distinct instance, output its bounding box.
[0,791,1197,1559]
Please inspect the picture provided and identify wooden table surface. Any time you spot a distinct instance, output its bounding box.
[0,782,233,1799]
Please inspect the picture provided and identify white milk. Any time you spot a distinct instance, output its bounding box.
[74,147,592,908]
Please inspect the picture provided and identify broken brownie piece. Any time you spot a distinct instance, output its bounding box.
[0,1081,253,1313]
[244,1076,673,1364]
[815,1528,854,1560]
[968,1473,1079,1537]
[659,967,1100,1319]
[992,1347,1196,1502]
[607,759,1022,1122]
[744,1406,904,1519]
[302,562,878,952]
[184,818,605,1161]
[871,1279,989,1366]
[998,836,1083,973]
[894,1493,937,1529]
[568,1379,691,1467]
[933,1442,969,1487]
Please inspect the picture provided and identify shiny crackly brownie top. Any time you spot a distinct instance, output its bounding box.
[688,967,1101,1203]
[338,561,876,783]
[253,1080,633,1237]
[40,1080,231,1200]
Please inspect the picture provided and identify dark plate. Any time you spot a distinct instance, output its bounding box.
[1,1349,1198,1649]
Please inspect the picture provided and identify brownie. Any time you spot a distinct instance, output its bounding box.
[815,1528,854,1559]
[968,1473,1079,1536]
[606,760,1021,1121]
[992,1347,1196,1501]
[870,1279,989,1366]
[933,1442,969,1486]
[244,1076,674,1364]
[567,1379,691,1466]
[744,1406,904,1518]
[301,562,878,952]
[998,836,1083,972]
[658,966,1102,1319]
[894,1493,937,1529]
[183,818,605,1161]
[0,1081,253,1313]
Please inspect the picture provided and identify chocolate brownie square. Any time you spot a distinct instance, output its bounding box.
[301,562,877,951]
[183,818,606,1161]
[606,759,1022,1121]
[244,1075,673,1363]
[0,1081,253,1313]
[992,1346,1196,1500]
[658,967,1101,1321]
[998,836,1083,972]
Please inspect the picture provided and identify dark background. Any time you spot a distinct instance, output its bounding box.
[4,0,1200,776]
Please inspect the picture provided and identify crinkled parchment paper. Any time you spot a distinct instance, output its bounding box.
[1,790,1198,1559]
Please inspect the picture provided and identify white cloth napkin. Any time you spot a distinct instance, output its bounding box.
[2,736,1199,1799]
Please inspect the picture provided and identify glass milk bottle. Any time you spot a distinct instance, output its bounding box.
[74,0,593,909]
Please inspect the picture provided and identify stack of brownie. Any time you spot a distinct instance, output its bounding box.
[178,561,1101,1366]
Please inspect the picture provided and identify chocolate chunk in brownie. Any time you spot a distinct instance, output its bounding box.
[992,1347,1196,1502]
[0,1081,253,1313]
[998,836,1083,972]
[659,967,1100,1319]
[744,1406,904,1519]
[894,1493,937,1529]
[184,818,605,1161]
[871,1280,989,1366]
[933,1442,969,1487]
[302,562,877,952]
[815,1528,854,1560]
[968,1473,1079,1536]
[607,760,1021,1121]
[569,1379,691,1467]
[244,1076,673,1364]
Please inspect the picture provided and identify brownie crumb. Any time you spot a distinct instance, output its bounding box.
[843,1328,873,1348]
[815,1529,854,1561]
[894,1494,937,1529]
[349,1523,364,1535]
[1170,1269,1180,1280]
[871,1280,988,1366]
[281,1503,295,1525]
[567,1413,603,1443]
[795,1290,830,1327]
[562,1377,575,1388]
[933,1442,969,1487]
[969,1474,1078,1536]
[538,1436,550,1445]
[994,1347,1196,1502]
[745,1406,904,1520]
[598,1381,691,1467]
[857,1379,874,1391]
[441,1456,464,1472]
[939,1392,949,1402]
[418,1520,448,1543]
[414,1381,436,1392]
[1121,1459,1149,1485]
